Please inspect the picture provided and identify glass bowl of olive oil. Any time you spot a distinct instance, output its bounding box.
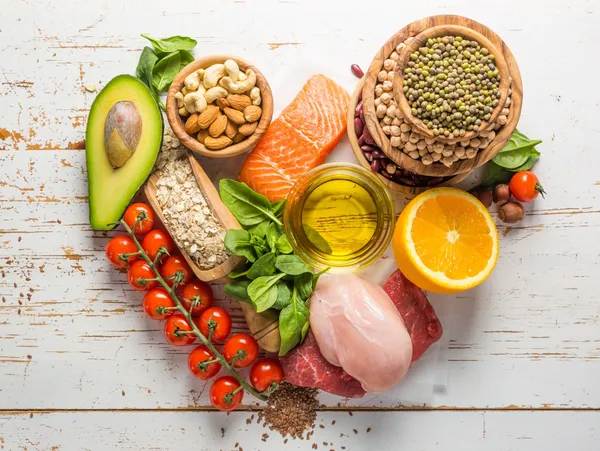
[283,163,394,270]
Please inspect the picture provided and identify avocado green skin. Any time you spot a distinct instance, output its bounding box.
[85,75,163,230]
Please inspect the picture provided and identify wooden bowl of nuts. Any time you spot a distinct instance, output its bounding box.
[362,15,523,178]
[166,55,273,158]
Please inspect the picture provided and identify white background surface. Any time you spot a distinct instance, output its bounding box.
[1,0,599,449]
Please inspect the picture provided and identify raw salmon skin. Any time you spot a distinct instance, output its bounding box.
[239,75,349,200]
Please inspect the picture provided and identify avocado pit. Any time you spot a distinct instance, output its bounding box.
[104,101,142,168]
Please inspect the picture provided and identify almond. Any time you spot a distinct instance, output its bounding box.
[196,130,209,144]
[216,97,229,109]
[238,121,258,136]
[184,113,201,135]
[223,107,246,125]
[227,94,252,111]
[243,105,262,123]
[208,113,227,138]
[197,105,220,129]
[204,135,232,150]
[225,120,237,139]
[232,132,245,144]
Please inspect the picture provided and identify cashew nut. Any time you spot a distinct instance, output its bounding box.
[249,86,261,106]
[224,59,240,81]
[218,69,256,94]
[174,91,184,108]
[203,63,225,89]
[178,106,189,117]
[237,72,247,81]
[203,86,228,104]
[183,91,207,114]
[184,71,201,92]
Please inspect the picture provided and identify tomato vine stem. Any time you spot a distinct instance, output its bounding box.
[120,219,268,402]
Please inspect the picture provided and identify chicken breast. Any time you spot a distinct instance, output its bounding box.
[309,273,413,393]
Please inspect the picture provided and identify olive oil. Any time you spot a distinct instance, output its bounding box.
[284,164,394,270]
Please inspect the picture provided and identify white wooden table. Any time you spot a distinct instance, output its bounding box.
[1,0,599,449]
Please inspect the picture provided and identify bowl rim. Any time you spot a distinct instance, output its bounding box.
[165,54,273,159]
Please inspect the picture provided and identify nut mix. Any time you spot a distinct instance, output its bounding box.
[175,59,263,150]
[372,38,512,168]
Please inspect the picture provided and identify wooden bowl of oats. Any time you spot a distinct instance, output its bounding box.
[166,55,273,159]
[144,154,242,282]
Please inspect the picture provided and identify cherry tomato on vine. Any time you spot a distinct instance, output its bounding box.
[142,229,174,262]
[105,235,138,269]
[143,288,176,320]
[124,202,155,236]
[210,376,243,411]
[196,306,231,343]
[250,358,284,392]
[127,260,157,290]
[223,333,259,368]
[188,344,221,380]
[164,315,196,346]
[160,254,191,287]
[509,171,545,203]
[179,279,213,316]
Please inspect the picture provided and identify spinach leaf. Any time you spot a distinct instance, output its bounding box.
[513,154,540,172]
[152,51,182,92]
[481,162,512,187]
[278,288,310,356]
[136,46,158,85]
[303,224,332,254]
[227,264,249,279]
[275,254,311,276]
[293,272,314,301]
[276,234,293,254]
[141,33,197,54]
[248,273,286,312]
[249,233,269,257]
[246,252,276,279]
[178,50,194,66]
[265,222,280,252]
[220,179,282,226]
[271,199,286,217]
[493,130,542,170]
[248,220,270,238]
[493,148,531,169]
[224,280,251,301]
[224,229,256,262]
[499,129,542,154]
[272,281,292,310]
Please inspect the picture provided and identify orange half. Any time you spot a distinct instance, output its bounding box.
[392,188,499,294]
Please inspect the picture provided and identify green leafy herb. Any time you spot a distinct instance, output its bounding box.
[272,281,292,310]
[224,279,251,301]
[248,273,286,312]
[136,47,158,85]
[219,179,282,226]
[141,33,197,54]
[271,199,286,217]
[248,220,270,238]
[278,288,310,356]
[265,222,280,252]
[224,229,256,262]
[276,234,293,254]
[275,254,311,276]
[227,265,249,280]
[492,130,542,170]
[293,272,314,301]
[246,252,276,279]
[152,51,183,92]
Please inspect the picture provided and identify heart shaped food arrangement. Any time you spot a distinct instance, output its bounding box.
[85,16,545,436]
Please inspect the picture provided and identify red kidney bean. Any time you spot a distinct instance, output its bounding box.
[354,118,364,137]
[364,151,373,162]
[358,134,366,146]
[370,160,381,172]
[372,150,385,159]
[351,64,364,78]
[355,100,363,116]
[360,144,378,153]
[362,129,376,146]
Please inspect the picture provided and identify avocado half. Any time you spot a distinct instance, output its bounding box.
[86,75,163,230]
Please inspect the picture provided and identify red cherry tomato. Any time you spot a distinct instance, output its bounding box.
[188,345,221,380]
[196,306,231,343]
[179,280,213,316]
[124,203,155,236]
[250,358,284,392]
[223,333,259,368]
[509,171,545,203]
[143,288,176,320]
[127,260,157,290]
[105,235,138,269]
[160,255,191,287]
[164,315,195,346]
[142,229,174,262]
[210,376,243,411]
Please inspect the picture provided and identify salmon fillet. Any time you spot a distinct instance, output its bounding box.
[239,75,349,200]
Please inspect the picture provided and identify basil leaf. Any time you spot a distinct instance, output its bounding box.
[246,252,276,279]
[276,234,293,254]
[141,33,197,54]
[275,254,311,276]
[152,51,182,92]
[224,280,251,301]
[278,288,309,356]
[272,281,292,310]
[481,162,512,187]
[219,179,282,226]
[224,229,256,262]
[303,224,332,254]
[248,273,286,312]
